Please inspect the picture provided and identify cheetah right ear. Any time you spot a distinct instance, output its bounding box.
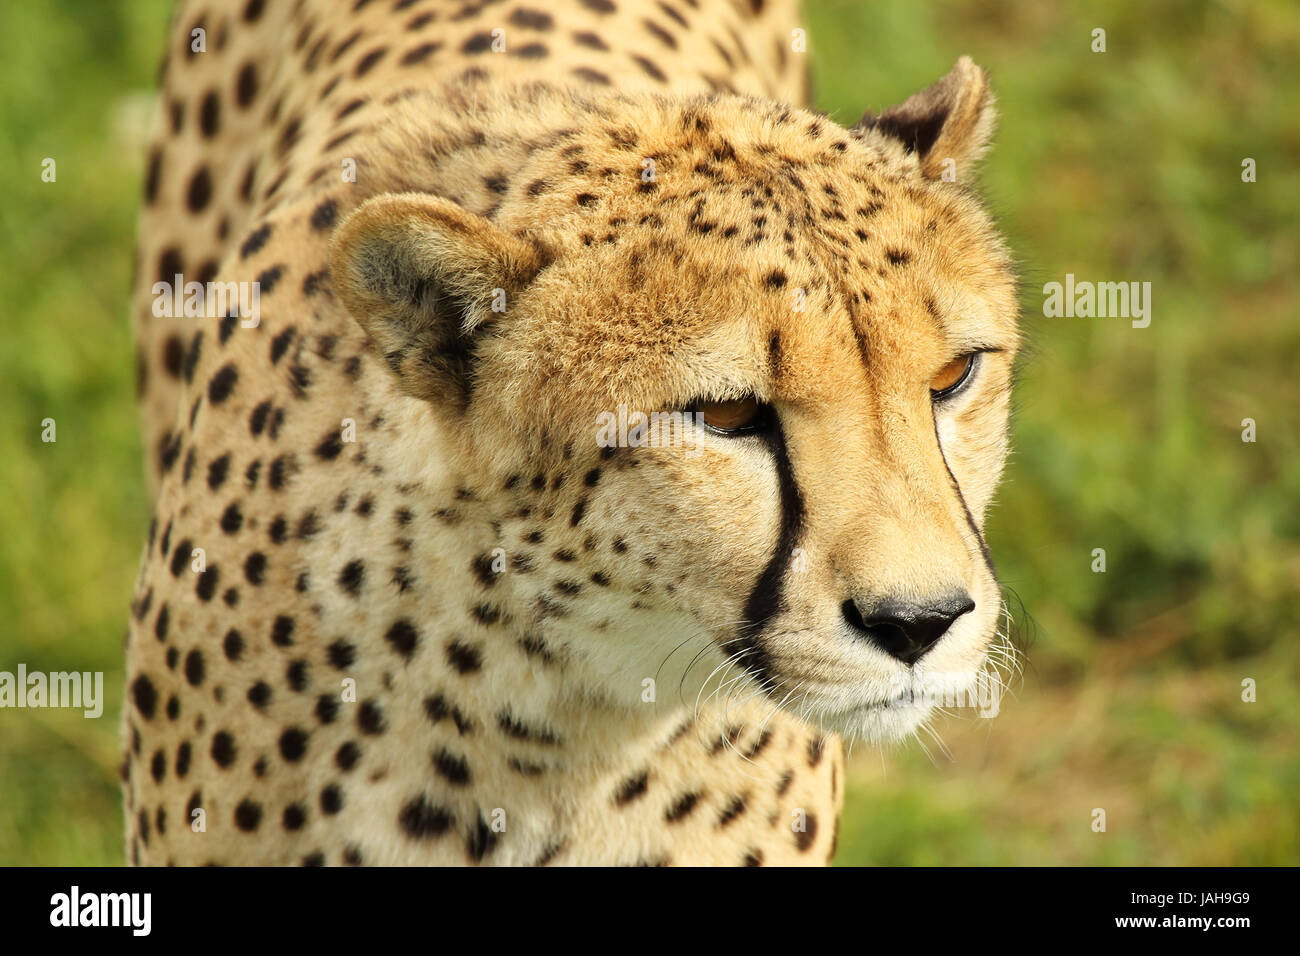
[853,56,996,183]
[330,193,549,408]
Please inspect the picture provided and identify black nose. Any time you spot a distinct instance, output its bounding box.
[842,592,975,665]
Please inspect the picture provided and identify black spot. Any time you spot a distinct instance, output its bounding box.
[358,699,386,735]
[182,331,203,384]
[510,8,553,29]
[256,265,283,294]
[424,694,475,736]
[446,641,482,674]
[765,269,788,289]
[234,799,262,831]
[471,603,500,625]
[206,454,230,491]
[269,454,299,490]
[717,794,748,827]
[315,429,344,461]
[279,728,308,762]
[187,166,213,212]
[211,731,237,768]
[642,18,678,50]
[335,741,361,772]
[572,66,611,85]
[144,149,162,204]
[244,552,267,585]
[195,566,219,602]
[466,811,499,862]
[337,560,365,597]
[223,629,245,661]
[401,42,441,65]
[216,311,238,344]
[665,791,701,822]
[287,660,310,692]
[315,695,338,724]
[319,785,343,815]
[496,710,560,746]
[886,249,911,266]
[303,269,329,296]
[518,635,555,664]
[183,649,205,687]
[433,748,471,786]
[162,335,185,379]
[309,199,338,232]
[150,750,166,783]
[199,90,221,137]
[269,326,295,363]
[208,363,238,403]
[328,640,356,670]
[615,772,649,805]
[392,565,414,592]
[154,604,170,641]
[240,224,272,259]
[385,619,419,659]
[399,796,453,838]
[272,615,296,647]
[354,47,388,77]
[249,400,272,435]
[808,735,826,767]
[296,510,321,539]
[795,812,818,851]
[282,804,306,830]
[247,682,271,708]
[175,740,191,777]
[631,54,667,83]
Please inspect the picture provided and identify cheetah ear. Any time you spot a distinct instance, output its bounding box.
[330,193,549,408]
[853,56,996,183]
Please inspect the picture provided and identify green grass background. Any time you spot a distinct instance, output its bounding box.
[1,0,1296,865]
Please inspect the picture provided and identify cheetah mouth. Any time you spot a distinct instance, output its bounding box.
[803,668,999,733]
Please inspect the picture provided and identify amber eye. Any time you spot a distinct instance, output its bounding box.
[696,396,765,432]
[929,354,976,399]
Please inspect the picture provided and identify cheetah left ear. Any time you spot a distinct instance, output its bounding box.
[853,56,996,183]
[330,193,549,409]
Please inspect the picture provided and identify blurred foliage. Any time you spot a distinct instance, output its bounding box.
[0,0,1296,865]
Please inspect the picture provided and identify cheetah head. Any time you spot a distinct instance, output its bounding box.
[331,58,1018,745]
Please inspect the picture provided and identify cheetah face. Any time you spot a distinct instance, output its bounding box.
[332,60,1018,744]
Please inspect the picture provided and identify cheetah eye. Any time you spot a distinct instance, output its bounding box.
[692,396,770,434]
[929,353,977,400]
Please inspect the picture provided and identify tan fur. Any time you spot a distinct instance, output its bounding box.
[125,0,1016,867]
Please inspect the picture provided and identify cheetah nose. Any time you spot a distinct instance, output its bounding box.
[841,592,975,666]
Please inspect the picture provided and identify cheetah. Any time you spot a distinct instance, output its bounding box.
[125,0,1019,866]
